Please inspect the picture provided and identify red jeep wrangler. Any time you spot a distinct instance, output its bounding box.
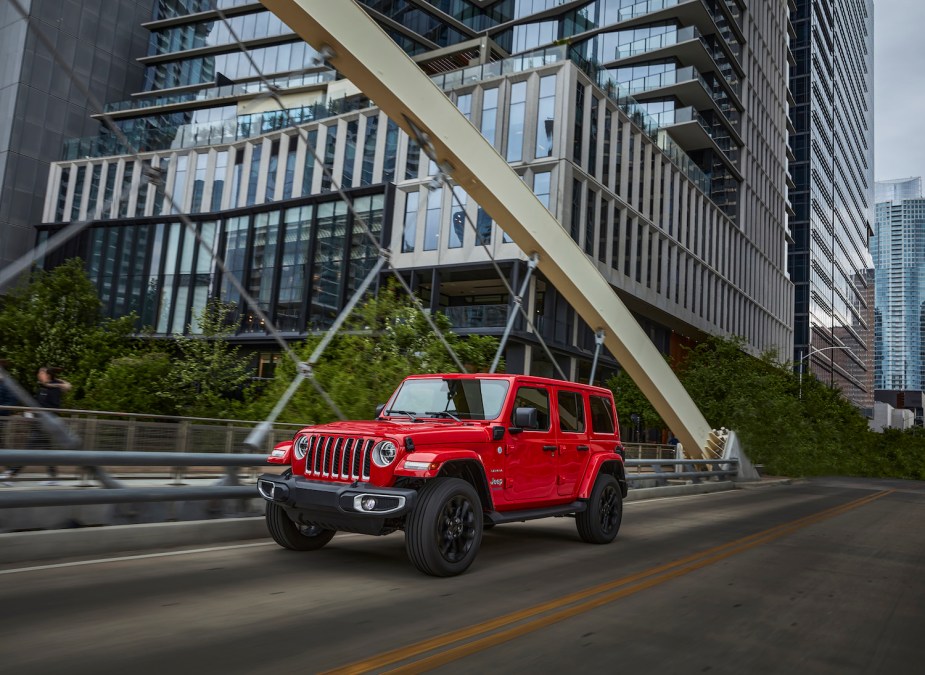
[258,374,626,576]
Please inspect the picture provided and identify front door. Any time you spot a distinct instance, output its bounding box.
[505,384,557,502]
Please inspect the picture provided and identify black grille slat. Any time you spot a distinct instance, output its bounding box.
[362,439,372,480]
[331,438,343,478]
[303,435,375,482]
[342,439,355,478]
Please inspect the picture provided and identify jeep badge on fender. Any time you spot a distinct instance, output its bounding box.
[258,374,626,576]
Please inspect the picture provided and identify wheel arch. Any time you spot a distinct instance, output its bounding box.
[579,456,627,499]
[435,460,494,511]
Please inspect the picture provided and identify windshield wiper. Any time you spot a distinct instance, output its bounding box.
[425,410,461,422]
[384,409,418,422]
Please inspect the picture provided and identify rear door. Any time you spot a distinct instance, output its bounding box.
[555,388,591,496]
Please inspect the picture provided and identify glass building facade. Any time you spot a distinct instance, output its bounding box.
[0,0,150,275]
[872,179,925,392]
[788,0,874,409]
[38,0,797,382]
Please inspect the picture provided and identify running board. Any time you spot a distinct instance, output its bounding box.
[485,501,587,525]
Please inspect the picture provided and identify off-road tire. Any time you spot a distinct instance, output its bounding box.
[266,501,336,551]
[576,473,622,544]
[405,477,483,576]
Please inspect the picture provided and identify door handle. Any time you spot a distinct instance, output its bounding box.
[577,445,590,452]
[542,445,556,452]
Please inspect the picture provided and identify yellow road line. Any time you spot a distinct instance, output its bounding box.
[327,489,893,675]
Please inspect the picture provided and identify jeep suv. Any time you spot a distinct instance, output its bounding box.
[258,374,626,576]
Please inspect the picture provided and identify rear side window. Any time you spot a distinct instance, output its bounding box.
[512,386,550,430]
[557,391,585,433]
[589,395,615,434]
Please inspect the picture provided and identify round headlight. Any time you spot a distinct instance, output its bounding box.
[372,440,398,467]
[293,435,309,460]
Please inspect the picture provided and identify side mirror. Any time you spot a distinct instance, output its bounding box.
[375,403,386,418]
[512,407,538,431]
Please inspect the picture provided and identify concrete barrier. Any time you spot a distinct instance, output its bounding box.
[0,517,269,565]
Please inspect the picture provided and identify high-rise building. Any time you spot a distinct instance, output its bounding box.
[36,0,794,381]
[0,0,150,274]
[873,178,925,394]
[876,177,922,204]
[787,0,874,407]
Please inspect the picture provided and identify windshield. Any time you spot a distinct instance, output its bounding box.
[386,378,510,421]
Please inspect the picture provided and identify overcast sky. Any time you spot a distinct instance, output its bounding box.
[873,0,925,182]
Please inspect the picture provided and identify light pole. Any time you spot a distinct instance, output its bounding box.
[798,345,856,399]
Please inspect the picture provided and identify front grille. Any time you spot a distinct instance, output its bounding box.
[304,435,373,481]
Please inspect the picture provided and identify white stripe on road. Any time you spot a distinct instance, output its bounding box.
[0,533,367,575]
[0,541,277,575]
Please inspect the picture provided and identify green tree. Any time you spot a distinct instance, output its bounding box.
[167,300,254,418]
[605,368,663,439]
[80,352,177,416]
[246,286,500,424]
[0,258,136,402]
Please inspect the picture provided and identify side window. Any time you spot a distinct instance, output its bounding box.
[512,386,550,430]
[589,395,615,434]
[557,390,586,433]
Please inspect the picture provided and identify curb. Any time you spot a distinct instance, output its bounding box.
[0,517,269,565]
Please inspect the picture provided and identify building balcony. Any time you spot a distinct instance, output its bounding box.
[99,70,336,117]
[604,25,743,100]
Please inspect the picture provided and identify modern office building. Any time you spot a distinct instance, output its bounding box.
[0,0,150,274]
[37,0,794,382]
[872,178,925,423]
[787,0,874,408]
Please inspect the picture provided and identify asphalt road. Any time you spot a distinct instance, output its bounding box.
[1,478,923,674]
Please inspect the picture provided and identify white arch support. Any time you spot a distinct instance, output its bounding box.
[261,0,718,458]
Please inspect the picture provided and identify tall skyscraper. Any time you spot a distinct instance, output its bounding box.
[0,0,150,274]
[787,0,874,407]
[35,0,794,381]
[873,178,925,393]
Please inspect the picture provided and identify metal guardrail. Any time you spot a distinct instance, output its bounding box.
[0,449,270,509]
[0,449,738,510]
[625,458,739,486]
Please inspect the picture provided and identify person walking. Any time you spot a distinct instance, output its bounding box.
[33,367,71,485]
[0,359,20,486]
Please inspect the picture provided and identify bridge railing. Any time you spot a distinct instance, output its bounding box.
[0,406,305,456]
[0,449,738,510]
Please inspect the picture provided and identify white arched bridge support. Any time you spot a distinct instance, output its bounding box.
[261,0,722,459]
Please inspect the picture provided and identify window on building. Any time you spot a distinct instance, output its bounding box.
[536,74,556,158]
[402,190,419,253]
[481,88,499,147]
[424,187,442,251]
[507,81,527,162]
[449,186,467,248]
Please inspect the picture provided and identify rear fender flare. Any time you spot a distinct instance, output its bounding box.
[578,455,627,499]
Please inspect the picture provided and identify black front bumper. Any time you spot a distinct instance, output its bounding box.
[258,473,417,535]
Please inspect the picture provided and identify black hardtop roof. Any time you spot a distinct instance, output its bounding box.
[401,373,614,397]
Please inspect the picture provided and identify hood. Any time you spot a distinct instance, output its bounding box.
[299,419,493,445]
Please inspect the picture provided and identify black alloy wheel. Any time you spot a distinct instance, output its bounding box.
[576,473,623,544]
[405,477,483,576]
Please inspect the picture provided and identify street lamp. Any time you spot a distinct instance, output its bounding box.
[798,345,856,399]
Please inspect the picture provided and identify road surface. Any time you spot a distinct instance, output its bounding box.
[1,478,923,674]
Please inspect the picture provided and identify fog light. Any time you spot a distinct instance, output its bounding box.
[361,497,377,511]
